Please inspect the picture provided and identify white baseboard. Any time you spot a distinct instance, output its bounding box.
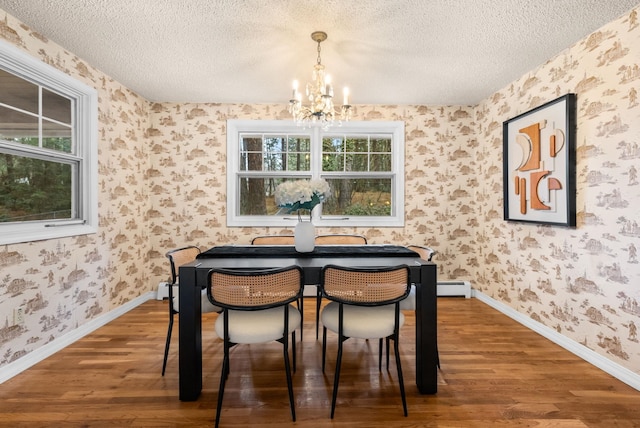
[0,291,156,384]
[472,289,640,392]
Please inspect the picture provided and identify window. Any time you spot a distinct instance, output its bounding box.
[0,41,97,245]
[227,120,404,227]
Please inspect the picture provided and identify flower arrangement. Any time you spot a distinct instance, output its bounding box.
[275,179,330,215]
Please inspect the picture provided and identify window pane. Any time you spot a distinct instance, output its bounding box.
[0,105,38,140]
[323,178,392,216]
[285,136,310,171]
[322,153,343,172]
[0,68,38,114]
[370,153,391,171]
[43,136,72,152]
[240,137,262,171]
[238,176,284,215]
[0,152,73,222]
[346,137,368,153]
[287,137,310,152]
[371,137,391,153]
[42,88,72,124]
[323,136,343,154]
[240,135,311,172]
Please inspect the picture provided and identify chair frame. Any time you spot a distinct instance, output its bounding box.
[319,264,410,418]
[251,235,295,245]
[314,234,368,245]
[251,234,304,339]
[314,234,368,339]
[207,265,304,428]
[162,245,201,376]
[406,244,436,261]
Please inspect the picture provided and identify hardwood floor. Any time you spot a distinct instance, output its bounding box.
[1,297,639,427]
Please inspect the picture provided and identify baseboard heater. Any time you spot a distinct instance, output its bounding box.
[437,280,471,298]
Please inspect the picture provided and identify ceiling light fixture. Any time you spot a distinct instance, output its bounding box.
[288,31,352,130]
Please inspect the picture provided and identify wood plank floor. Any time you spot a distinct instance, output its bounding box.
[1,297,639,427]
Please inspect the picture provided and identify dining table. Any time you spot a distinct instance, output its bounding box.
[177,244,437,401]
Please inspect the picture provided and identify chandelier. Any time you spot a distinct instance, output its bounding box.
[288,31,352,130]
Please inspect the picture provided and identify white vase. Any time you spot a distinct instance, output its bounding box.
[294,220,315,252]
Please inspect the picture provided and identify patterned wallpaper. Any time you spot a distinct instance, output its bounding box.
[0,12,151,366]
[475,8,640,367]
[1,6,639,380]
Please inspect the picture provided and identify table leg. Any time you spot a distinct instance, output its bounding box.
[415,263,437,394]
[178,265,202,401]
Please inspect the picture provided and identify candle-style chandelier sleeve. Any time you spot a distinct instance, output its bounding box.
[288,31,352,130]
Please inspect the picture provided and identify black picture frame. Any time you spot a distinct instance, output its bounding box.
[503,94,576,227]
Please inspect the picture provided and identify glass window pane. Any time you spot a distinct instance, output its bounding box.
[0,105,38,140]
[43,137,72,153]
[286,152,309,171]
[371,137,391,153]
[287,136,310,152]
[238,176,290,215]
[264,136,285,154]
[370,153,391,171]
[264,152,284,171]
[323,136,343,153]
[345,137,368,153]
[322,153,343,171]
[42,88,71,124]
[351,154,369,171]
[0,68,38,114]
[323,178,392,217]
[0,153,73,222]
[240,137,263,171]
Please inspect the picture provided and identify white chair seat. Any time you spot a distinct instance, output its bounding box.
[215,304,301,344]
[321,301,405,339]
[399,285,415,310]
[172,286,219,313]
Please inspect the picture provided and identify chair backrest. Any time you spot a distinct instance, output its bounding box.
[251,235,295,245]
[166,245,201,284]
[208,265,303,310]
[315,234,368,245]
[321,264,410,305]
[407,245,436,261]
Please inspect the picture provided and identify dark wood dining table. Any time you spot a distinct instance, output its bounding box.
[177,244,437,401]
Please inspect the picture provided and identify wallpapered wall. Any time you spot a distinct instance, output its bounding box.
[1,6,639,378]
[0,12,151,367]
[475,8,640,367]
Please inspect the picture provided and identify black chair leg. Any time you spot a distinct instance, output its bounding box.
[283,332,296,421]
[292,331,297,373]
[386,336,390,369]
[393,336,408,417]
[316,288,322,339]
[330,334,344,419]
[161,314,173,376]
[296,297,304,342]
[215,348,229,428]
[322,326,327,373]
[378,338,383,371]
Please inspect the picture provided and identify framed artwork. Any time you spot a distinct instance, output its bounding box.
[503,94,576,227]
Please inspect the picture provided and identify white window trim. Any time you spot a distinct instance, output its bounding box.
[227,119,405,228]
[0,40,98,245]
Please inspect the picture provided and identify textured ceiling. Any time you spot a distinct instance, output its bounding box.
[1,0,638,105]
